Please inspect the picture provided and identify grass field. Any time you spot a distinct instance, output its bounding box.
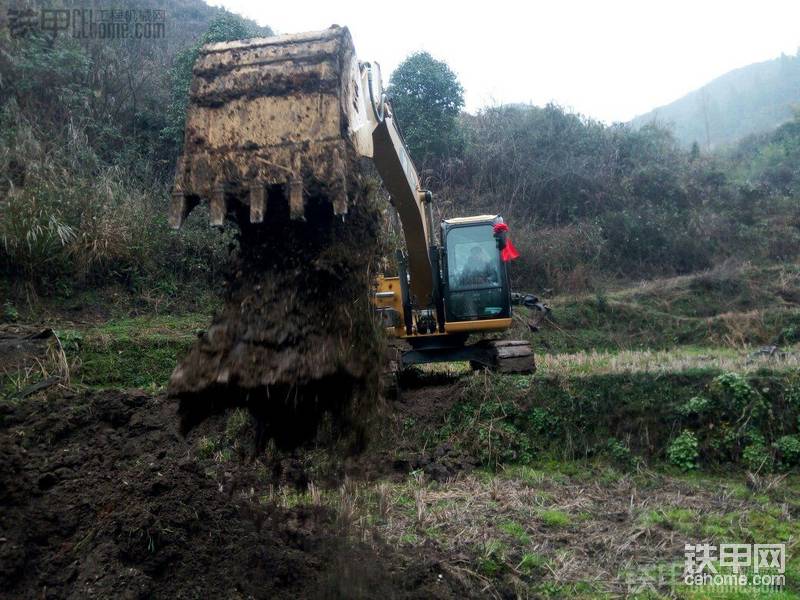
[2,262,799,597]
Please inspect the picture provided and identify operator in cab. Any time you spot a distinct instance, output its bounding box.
[461,245,498,286]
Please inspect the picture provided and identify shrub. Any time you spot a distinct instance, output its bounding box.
[668,430,699,471]
[742,441,773,473]
[0,13,256,298]
[774,435,800,469]
[606,437,635,469]
[710,372,769,424]
[678,396,711,417]
[0,191,76,281]
[514,222,605,291]
[2,302,18,322]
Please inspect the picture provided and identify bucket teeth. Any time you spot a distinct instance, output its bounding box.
[333,189,348,216]
[249,181,266,224]
[169,190,189,230]
[171,28,361,229]
[289,179,305,220]
[210,184,227,227]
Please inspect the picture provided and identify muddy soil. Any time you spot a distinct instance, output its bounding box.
[170,186,386,450]
[0,388,476,599]
[0,328,473,598]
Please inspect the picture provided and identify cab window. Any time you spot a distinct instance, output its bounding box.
[445,224,508,321]
[446,225,502,291]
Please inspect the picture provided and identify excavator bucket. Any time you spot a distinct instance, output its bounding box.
[168,27,384,442]
[169,26,372,229]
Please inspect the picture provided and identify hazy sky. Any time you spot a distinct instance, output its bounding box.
[207,0,800,123]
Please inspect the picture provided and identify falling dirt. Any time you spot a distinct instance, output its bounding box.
[0,389,474,599]
[167,24,393,451]
[169,183,386,450]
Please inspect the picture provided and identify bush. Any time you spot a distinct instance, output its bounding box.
[668,430,699,471]
[742,441,773,473]
[606,438,635,469]
[513,222,605,291]
[677,374,778,465]
[2,302,18,322]
[709,372,769,425]
[774,435,800,469]
[677,396,712,417]
[0,119,231,292]
[0,12,260,299]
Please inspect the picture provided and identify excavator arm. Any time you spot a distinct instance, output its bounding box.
[368,89,435,307]
[169,26,435,307]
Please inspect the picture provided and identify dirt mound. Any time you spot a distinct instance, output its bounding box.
[0,390,472,599]
[170,184,385,449]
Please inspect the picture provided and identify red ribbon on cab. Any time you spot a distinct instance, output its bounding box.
[493,222,520,262]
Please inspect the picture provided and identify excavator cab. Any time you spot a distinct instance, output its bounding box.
[381,213,532,374]
[442,216,511,323]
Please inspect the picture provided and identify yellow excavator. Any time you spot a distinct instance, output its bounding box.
[169,26,535,377]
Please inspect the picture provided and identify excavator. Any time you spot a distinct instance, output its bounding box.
[168,25,535,386]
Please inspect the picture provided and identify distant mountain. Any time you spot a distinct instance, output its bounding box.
[631,53,800,149]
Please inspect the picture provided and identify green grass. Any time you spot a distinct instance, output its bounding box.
[518,552,548,575]
[477,538,507,577]
[525,263,800,354]
[639,506,697,535]
[538,509,571,528]
[398,532,419,544]
[58,313,208,390]
[499,520,531,544]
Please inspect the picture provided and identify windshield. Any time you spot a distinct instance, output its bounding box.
[446,225,502,291]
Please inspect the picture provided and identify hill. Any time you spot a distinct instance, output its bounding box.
[631,53,800,149]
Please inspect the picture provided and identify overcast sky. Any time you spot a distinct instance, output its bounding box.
[207,0,800,124]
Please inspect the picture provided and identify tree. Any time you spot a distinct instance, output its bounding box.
[387,51,464,163]
[689,141,700,162]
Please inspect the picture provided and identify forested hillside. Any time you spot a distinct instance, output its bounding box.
[438,104,800,291]
[0,0,269,309]
[632,52,800,149]
[2,9,800,307]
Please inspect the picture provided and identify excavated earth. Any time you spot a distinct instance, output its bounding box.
[0,272,478,598]
[170,188,386,449]
[0,385,474,599]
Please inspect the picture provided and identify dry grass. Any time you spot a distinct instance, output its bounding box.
[536,345,800,377]
[532,261,800,354]
[419,344,800,379]
[1,328,70,398]
[264,467,800,596]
